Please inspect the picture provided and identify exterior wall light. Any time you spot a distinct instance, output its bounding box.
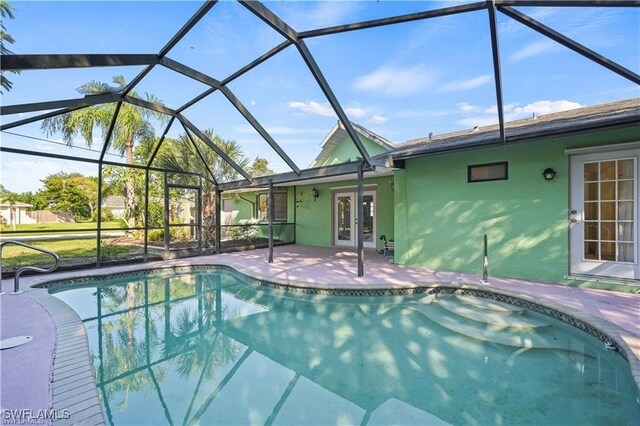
[311,187,320,201]
[542,168,557,181]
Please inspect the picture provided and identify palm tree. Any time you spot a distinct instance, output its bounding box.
[41,76,166,226]
[155,130,250,247]
[1,0,18,93]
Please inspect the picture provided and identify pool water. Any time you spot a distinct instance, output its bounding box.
[51,269,640,425]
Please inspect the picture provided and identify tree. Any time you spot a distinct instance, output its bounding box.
[38,172,98,220]
[0,183,11,199]
[41,76,166,226]
[0,1,18,93]
[249,156,274,177]
[155,130,250,247]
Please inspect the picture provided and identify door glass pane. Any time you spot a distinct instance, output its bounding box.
[619,243,634,262]
[601,242,616,261]
[618,201,633,220]
[584,241,599,260]
[618,222,634,242]
[337,196,351,241]
[600,182,615,200]
[618,159,634,179]
[585,222,598,240]
[601,161,615,180]
[601,222,615,241]
[584,183,599,201]
[362,195,374,243]
[601,202,615,220]
[584,162,598,181]
[584,202,599,220]
[618,181,634,200]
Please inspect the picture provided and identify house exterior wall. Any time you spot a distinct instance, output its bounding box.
[295,175,395,251]
[222,187,296,224]
[0,206,37,225]
[394,125,640,283]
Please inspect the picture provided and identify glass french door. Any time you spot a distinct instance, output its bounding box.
[334,191,376,248]
[569,149,639,279]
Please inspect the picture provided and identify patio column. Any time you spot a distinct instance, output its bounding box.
[215,188,221,255]
[96,163,103,268]
[143,168,150,262]
[163,172,170,258]
[268,178,274,263]
[357,163,364,277]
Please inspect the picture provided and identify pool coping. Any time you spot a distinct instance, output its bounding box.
[28,289,105,426]
[32,262,640,401]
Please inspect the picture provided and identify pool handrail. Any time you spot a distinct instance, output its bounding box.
[0,240,60,294]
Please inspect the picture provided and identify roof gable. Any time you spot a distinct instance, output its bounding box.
[309,122,394,168]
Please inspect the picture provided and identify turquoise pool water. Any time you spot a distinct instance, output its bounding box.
[51,269,639,425]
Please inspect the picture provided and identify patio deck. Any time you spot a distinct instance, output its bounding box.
[1,244,639,424]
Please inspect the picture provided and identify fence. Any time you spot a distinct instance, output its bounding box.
[26,210,74,223]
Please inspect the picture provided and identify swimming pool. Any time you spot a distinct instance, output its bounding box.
[49,268,640,425]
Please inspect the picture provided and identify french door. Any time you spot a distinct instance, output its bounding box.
[334,191,376,248]
[569,148,639,279]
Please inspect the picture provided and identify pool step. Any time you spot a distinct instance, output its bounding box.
[452,295,525,314]
[436,297,549,330]
[403,304,567,351]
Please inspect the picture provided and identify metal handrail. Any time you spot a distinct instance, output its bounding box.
[0,240,60,294]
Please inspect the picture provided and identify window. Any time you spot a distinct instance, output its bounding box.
[257,193,287,221]
[222,199,234,213]
[468,161,508,183]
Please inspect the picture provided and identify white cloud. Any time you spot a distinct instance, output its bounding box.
[457,116,500,128]
[276,1,361,30]
[353,65,437,97]
[287,100,335,117]
[510,39,561,62]
[288,100,387,125]
[440,74,491,92]
[457,102,480,112]
[483,103,516,115]
[498,7,558,37]
[233,124,327,136]
[345,107,367,118]
[511,100,583,116]
[368,114,388,125]
[395,109,453,119]
[250,100,257,105]
[457,99,583,128]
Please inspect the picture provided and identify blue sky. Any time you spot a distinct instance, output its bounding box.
[1,0,639,192]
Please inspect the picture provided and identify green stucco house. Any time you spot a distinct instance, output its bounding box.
[224,98,639,284]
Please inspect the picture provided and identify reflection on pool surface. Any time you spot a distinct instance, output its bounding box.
[51,269,639,425]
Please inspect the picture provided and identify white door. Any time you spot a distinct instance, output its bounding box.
[569,149,639,280]
[334,191,376,248]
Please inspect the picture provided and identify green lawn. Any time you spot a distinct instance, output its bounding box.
[1,221,126,236]
[1,238,141,268]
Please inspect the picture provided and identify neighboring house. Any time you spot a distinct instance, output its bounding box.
[226,98,639,283]
[0,200,37,226]
[101,195,126,219]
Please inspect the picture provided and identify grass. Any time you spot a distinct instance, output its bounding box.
[1,221,126,236]
[1,238,141,268]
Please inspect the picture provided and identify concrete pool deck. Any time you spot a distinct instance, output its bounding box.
[1,244,639,424]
